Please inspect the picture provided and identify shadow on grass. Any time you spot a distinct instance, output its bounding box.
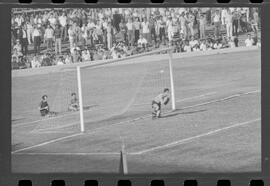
[161,109,207,118]
[83,104,98,110]
[12,118,25,122]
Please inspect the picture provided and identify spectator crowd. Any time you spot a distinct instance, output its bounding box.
[11,7,261,69]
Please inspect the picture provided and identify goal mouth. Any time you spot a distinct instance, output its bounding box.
[77,47,175,132]
[12,47,175,134]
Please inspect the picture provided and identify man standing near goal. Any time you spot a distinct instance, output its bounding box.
[152,88,170,119]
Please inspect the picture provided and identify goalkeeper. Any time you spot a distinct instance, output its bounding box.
[152,88,170,119]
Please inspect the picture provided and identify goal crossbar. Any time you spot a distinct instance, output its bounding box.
[77,47,176,132]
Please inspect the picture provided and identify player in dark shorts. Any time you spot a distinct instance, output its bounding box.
[68,92,79,111]
[38,95,56,117]
[39,95,50,117]
[152,88,170,119]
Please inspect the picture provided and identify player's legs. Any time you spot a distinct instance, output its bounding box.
[40,109,49,117]
[68,105,79,112]
[152,101,161,119]
[152,101,158,118]
[156,103,161,118]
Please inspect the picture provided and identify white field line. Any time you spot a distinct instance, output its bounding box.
[13,152,121,155]
[30,123,77,133]
[12,105,98,128]
[29,89,260,134]
[12,89,260,154]
[13,91,215,128]
[176,92,216,102]
[14,118,261,156]
[13,110,78,128]
[29,131,76,134]
[132,118,261,155]
[132,92,216,106]
[180,89,260,110]
[12,132,83,154]
[13,89,260,128]
[31,92,216,133]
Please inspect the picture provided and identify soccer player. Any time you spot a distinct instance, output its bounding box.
[68,92,79,112]
[152,88,170,119]
[38,95,50,117]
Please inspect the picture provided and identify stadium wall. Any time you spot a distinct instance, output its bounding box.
[12,46,260,78]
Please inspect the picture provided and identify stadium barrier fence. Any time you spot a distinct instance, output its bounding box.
[12,46,259,78]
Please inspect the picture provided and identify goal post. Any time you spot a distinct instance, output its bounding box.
[168,49,176,111]
[76,47,176,132]
[77,66,85,132]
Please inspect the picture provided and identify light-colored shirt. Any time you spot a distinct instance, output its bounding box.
[221,9,228,18]
[44,28,54,39]
[126,22,133,30]
[190,40,198,48]
[49,17,57,26]
[68,27,75,39]
[22,30,27,38]
[32,29,40,37]
[57,60,64,65]
[87,22,96,29]
[229,40,235,48]
[184,44,192,52]
[213,13,220,23]
[225,13,233,24]
[200,43,207,51]
[59,15,67,27]
[245,38,254,47]
[138,38,147,46]
[31,57,40,68]
[15,16,24,27]
[82,51,91,61]
[133,21,140,30]
[153,93,169,104]
[142,22,150,33]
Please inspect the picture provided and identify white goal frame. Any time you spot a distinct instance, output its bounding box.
[76,48,176,132]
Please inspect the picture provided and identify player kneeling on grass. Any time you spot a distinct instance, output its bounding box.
[38,95,56,117]
[68,92,79,112]
[152,88,170,119]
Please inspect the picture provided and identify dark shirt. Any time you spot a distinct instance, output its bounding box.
[39,100,48,110]
[70,98,78,105]
[234,37,239,47]
[55,27,61,39]
[41,57,51,66]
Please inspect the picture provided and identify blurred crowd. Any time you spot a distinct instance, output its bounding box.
[11,7,261,69]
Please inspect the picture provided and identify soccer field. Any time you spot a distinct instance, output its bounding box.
[11,48,261,173]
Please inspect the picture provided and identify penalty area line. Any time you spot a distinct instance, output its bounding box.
[12,104,99,128]
[132,92,216,106]
[12,132,83,154]
[132,118,261,155]
[180,89,260,110]
[15,118,261,156]
[13,152,121,156]
[30,92,217,133]
[12,89,260,153]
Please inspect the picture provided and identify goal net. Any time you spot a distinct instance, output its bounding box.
[12,47,175,134]
[78,47,176,132]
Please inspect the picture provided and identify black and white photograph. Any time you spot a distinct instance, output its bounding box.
[11,7,261,173]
